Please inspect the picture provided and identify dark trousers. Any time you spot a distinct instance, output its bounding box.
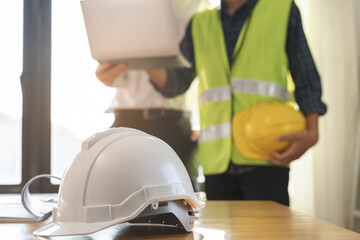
[205,166,290,206]
[112,109,195,163]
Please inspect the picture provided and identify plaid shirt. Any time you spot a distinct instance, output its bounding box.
[162,0,327,116]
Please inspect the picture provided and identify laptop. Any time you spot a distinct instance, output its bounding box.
[80,0,191,69]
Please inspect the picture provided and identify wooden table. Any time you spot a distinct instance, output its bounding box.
[1,201,359,239]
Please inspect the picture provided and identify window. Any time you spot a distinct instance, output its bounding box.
[0,2,23,185]
[51,0,114,178]
[0,1,113,192]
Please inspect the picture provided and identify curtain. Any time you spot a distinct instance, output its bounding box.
[291,0,360,228]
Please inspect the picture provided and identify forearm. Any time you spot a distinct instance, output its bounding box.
[146,68,167,90]
[148,67,196,98]
[305,113,319,146]
[287,2,327,116]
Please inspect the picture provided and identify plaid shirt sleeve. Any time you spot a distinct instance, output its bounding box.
[287,3,327,116]
[158,21,196,98]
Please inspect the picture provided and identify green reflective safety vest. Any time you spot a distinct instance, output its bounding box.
[192,0,293,175]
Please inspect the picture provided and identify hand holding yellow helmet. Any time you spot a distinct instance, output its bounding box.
[232,101,306,159]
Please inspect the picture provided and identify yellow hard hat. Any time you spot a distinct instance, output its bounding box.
[232,101,306,159]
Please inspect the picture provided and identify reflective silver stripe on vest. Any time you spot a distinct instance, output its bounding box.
[231,78,288,101]
[199,123,231,143]
[200,86,231,105]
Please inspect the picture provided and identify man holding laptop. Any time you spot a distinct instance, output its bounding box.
[90,0,209,191]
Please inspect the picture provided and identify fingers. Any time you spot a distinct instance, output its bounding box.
[267,150,295,166]
[266,134,297,166]
[95,63,127,86]
[267,132,310,166]
[190,130,200,142]
[95,62,112,75]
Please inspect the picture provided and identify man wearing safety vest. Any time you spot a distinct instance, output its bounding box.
[110,0,327,206]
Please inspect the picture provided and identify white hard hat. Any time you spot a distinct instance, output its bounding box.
[34,128,205,237]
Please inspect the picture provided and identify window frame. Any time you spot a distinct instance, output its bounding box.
[0,0,57,193]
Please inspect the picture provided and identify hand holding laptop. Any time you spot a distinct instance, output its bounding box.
[96,62,168,91]
[96,63,128,86]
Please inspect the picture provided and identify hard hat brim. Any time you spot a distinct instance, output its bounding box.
[34,197,203,237]
[34,188,204,237]
[33,220,118,237]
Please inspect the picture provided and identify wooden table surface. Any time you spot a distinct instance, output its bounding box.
[1,201,359,240]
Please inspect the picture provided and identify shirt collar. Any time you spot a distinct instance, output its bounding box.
[220,0,258,18]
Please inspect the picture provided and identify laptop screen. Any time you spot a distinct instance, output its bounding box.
[81,0,180,62]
